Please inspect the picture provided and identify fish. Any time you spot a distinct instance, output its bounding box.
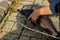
[39,16,57,36]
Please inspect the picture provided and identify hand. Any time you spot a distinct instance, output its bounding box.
[28,9,40,23]
[28,3,52,23]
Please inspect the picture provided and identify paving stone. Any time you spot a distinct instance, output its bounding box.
[50,16,59,23]
[0,23,2,28]
[38,38,46,40]
[22,29,44,38]
[0,16,2,22]
[0,28,16,39]
[38,39,41,40]
[0,30,6,39]
[0,0,12,22]
[2,33,18,40]
[11,23,17,32]
[0,8,5,16]
[11,23,23,35]
[35,0,48,5]
[3,21,14,32]
[19,36,30,40]
[31,37,37,40]
[0,8,5,22]
[22,29,51,39]
[0,8,8,23]
[0,0,3,2]
[8,15,16,22]
[15,5,23,11]
[7,0,15,2]
[0,1,9,9]
[23,0,49,6]
[0,28,18,40]
[53,22,59,32]
[22,1,33,5]
[0,20,5,28]
[23,0,34,2]
[0,29,15,39]
[38,37,55,40]
[50,16,59,32]
[22,29,37,37]
[10,13,18,17]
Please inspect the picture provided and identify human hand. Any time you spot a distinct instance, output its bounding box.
[28,9,40,23]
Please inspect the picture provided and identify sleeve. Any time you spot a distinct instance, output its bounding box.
[50,0,60,14]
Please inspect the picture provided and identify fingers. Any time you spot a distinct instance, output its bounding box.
[28,14,36,23]
[28,13,32,20]
[28,9,40,23]
[28,11,35,19]
[31,17,37,23]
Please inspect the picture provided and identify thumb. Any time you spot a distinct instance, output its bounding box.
[28,14,32,19]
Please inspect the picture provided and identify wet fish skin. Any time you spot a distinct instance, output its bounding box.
[38,16,57,36]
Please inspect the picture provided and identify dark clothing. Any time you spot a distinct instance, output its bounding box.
[50,0,60,14]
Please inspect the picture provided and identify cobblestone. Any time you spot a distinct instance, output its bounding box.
[8,13,18,22]
[0,8,5,16]
[7,0,15,2]
[23,0,34,2]
[50,16,59,32]
[0,0,14,23]
[31,38,37,40]
[35,0,49,6]
[11,23,23,35]
[22,29,37,37]
[10,13,18,17]
[3,33,18,40]
[22,29,47,39]
[8,15,16,22]
[50,16,59,23]
[3,21,14,32]
[19,36,30,40]
[0,1,9,9]
[0,8,5,22]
